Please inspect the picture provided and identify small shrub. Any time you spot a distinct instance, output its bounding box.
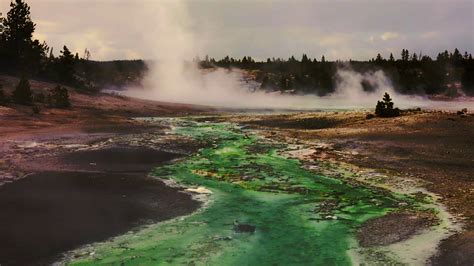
[366,113,375,119]
[48,85,71,108]
[32,104,40,114]
[12,77,33,105]
[375,92,400,117]
[33,92,45,103]
[457,108,468,116]
[0,86,6,104]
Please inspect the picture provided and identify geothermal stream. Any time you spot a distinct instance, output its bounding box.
[63,117,459,265]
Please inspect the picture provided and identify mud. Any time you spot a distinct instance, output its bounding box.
[0,171,200,266]
[245,115,340,129]
[59,146,181,173]
[0,119,203,265]
[357,212,436,247]
[431,231,474,266]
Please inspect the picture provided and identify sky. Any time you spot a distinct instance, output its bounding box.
[1,0,473,61]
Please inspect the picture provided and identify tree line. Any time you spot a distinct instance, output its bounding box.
[0,0,79,83]
[0,0,148,109]
[0,0,76,108]
[1,0,473,100]
[199,49,474,96]
[0,0,146,91]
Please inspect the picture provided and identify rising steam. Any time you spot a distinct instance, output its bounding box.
[124,1,472,111]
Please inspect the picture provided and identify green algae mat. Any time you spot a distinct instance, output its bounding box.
[68,118,419,265]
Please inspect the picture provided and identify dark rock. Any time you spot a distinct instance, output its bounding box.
[366,113,375,119]
[357,212,435,247]
[233,221,256,233]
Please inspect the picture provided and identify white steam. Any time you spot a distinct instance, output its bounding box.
[331,69,425,108]
[124,1,473,111]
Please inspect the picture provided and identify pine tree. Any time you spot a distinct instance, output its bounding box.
[12,76,32,105]
[376,53,383,62]
[57,45,75,83]
[49,85,70,108]
[375,92,400,117]
[383,93,394,109]
[301,54,309,63]
[0,84,6,104]
[452,48,463,64]
[400,49,410,61]
[0,0,46,73]
[375,100,384,116]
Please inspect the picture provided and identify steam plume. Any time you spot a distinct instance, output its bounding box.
[124,1,473,111]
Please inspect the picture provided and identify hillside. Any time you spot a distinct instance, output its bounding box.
[0,75,213,137]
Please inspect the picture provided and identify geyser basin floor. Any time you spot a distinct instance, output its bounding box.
[66,118,439,265]
[0,171,199,266]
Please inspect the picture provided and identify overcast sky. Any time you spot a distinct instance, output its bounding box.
[1,0,473,61]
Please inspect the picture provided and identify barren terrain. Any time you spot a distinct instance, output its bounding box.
[1,74,473,264]
[223,110,474,265]
[0,75,211,264]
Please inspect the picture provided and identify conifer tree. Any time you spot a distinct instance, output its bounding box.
[0,84,6,104]
[0,0,46,73]
[12,77,32,105]
[376,53,383,62]
[57,45,75,83]
[375,92,400,117]
[49,85,70,108]
[389,53,394,62]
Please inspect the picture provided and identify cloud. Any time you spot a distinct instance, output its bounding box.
[318,34,349,46]
[421,31,440,39]
[35,20,59,32]
[1,0,471,61]
[380,32,400,41]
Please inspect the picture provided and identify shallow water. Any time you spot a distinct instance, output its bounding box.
[69,119,422,265]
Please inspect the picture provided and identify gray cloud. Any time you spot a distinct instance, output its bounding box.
[1,0,472,60]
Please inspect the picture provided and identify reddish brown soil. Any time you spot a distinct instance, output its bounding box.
[0,75,212,265]
[0,74,214,181]
[0,74,213,139]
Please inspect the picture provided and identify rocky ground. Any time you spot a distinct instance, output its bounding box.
[1,74,473,264]
[0,119,210,265]
[0,74,213,183]
[222,110,473,265]
[0,75,212,265]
